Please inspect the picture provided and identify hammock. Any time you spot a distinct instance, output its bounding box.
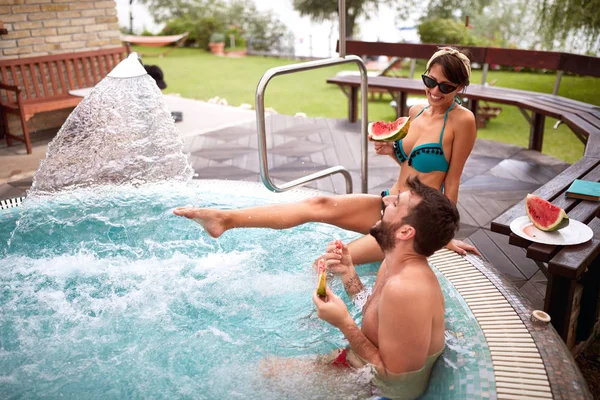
[121,32,189,57]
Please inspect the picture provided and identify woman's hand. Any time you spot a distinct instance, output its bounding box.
[369,136,395,157]
[445,239,482,257]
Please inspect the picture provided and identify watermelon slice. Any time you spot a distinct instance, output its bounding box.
[369,116,411,142]
[316,258,327,297]
[525,194,569,231]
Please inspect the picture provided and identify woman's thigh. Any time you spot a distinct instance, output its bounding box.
[306,194,383,234]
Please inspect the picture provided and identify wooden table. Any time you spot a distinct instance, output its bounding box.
[490,157,600,349]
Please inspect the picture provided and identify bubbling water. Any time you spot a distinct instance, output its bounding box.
[0,183,375,399]
[0,55,496,398]
[0,182,494,399]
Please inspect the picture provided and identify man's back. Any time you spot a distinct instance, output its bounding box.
[360,257,445,374]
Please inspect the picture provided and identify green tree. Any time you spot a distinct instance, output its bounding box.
[292,0,394,39]
[461,0,538,48]
[417,18,475,45]
[162,16,224,50]
[222,0,288,51]
[422,0,491,19]
[137,0,225,23]
[539,0,600,52]
[142,0,288,52]
[421,0,599,53]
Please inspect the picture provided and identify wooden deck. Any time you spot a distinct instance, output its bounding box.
[0,113,571,310]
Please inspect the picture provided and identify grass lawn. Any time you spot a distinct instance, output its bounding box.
[136,46,600,164]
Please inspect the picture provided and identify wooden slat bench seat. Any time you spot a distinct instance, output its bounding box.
[476,105,502,128]
[0,46,129,154]
[491,157,600,349]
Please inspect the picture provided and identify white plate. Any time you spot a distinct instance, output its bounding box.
[509,216,593,245]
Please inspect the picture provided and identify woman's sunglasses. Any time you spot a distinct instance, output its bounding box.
[421,75,458,94]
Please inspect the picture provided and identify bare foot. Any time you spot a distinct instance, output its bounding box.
[173,207,228,238]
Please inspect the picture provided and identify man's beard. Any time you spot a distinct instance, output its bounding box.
[370,219,400,253]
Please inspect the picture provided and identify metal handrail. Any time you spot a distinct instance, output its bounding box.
[254,0,369,194]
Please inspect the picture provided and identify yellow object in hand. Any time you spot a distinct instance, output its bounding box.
[316,258,327,297]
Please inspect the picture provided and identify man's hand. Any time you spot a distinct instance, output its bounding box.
[445,238,481,256]
[321,240,354,277]
[312,286,352,329]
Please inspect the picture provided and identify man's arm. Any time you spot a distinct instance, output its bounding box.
[313,286,381,365]
[340,277,433,376]
[340,266,364,298]
[321,241,364,298]
[337,315,384,368]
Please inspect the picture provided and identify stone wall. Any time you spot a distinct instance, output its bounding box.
[0,0,123,146]
[0,0,121,59]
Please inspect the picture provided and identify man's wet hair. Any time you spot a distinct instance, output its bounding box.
[402,177,460,257]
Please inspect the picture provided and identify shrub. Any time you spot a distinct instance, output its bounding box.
[243,12,287,52]
[225,25,246,49]
[160,0,287,52]
[163,16,224,50]
[162,17,197,46]
[209,32,226,43]
[194,17,225,50]
[418,18,476,46]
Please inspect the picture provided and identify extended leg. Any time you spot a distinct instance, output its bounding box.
[259,353,371,397]
[173,194,383,238]
[347,234,384,265]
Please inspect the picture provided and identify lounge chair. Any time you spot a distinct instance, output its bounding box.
[121,32,189,57]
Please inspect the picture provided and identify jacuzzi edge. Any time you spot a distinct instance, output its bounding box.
[429,249,591,400]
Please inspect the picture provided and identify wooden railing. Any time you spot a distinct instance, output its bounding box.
[338,41,600,94]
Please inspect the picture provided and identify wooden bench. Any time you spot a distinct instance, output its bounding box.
[328,41,600,151]
[367,57,405,101]
[0,46,129,154]
[327,73,600,153]
[491,157,600,350]
[473,79,503,128]
[476,105,502,128]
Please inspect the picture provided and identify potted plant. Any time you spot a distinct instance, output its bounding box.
[224,25,247,57]
[209,32,225,55]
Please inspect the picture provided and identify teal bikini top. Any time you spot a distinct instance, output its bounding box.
[393,101,457,173]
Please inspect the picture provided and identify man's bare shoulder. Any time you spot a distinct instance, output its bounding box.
[383,264,439,301]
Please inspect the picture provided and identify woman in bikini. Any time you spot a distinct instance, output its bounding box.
[174,47,481,263]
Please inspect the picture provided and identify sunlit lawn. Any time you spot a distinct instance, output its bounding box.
[135,46,599,164]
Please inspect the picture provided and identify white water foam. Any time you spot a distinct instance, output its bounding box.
[29,74,193,196]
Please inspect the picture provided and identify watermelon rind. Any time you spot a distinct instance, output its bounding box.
[525,194,570,231]
[316,259,327,296]
[317,272,327,297]
[369,117,411,142]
